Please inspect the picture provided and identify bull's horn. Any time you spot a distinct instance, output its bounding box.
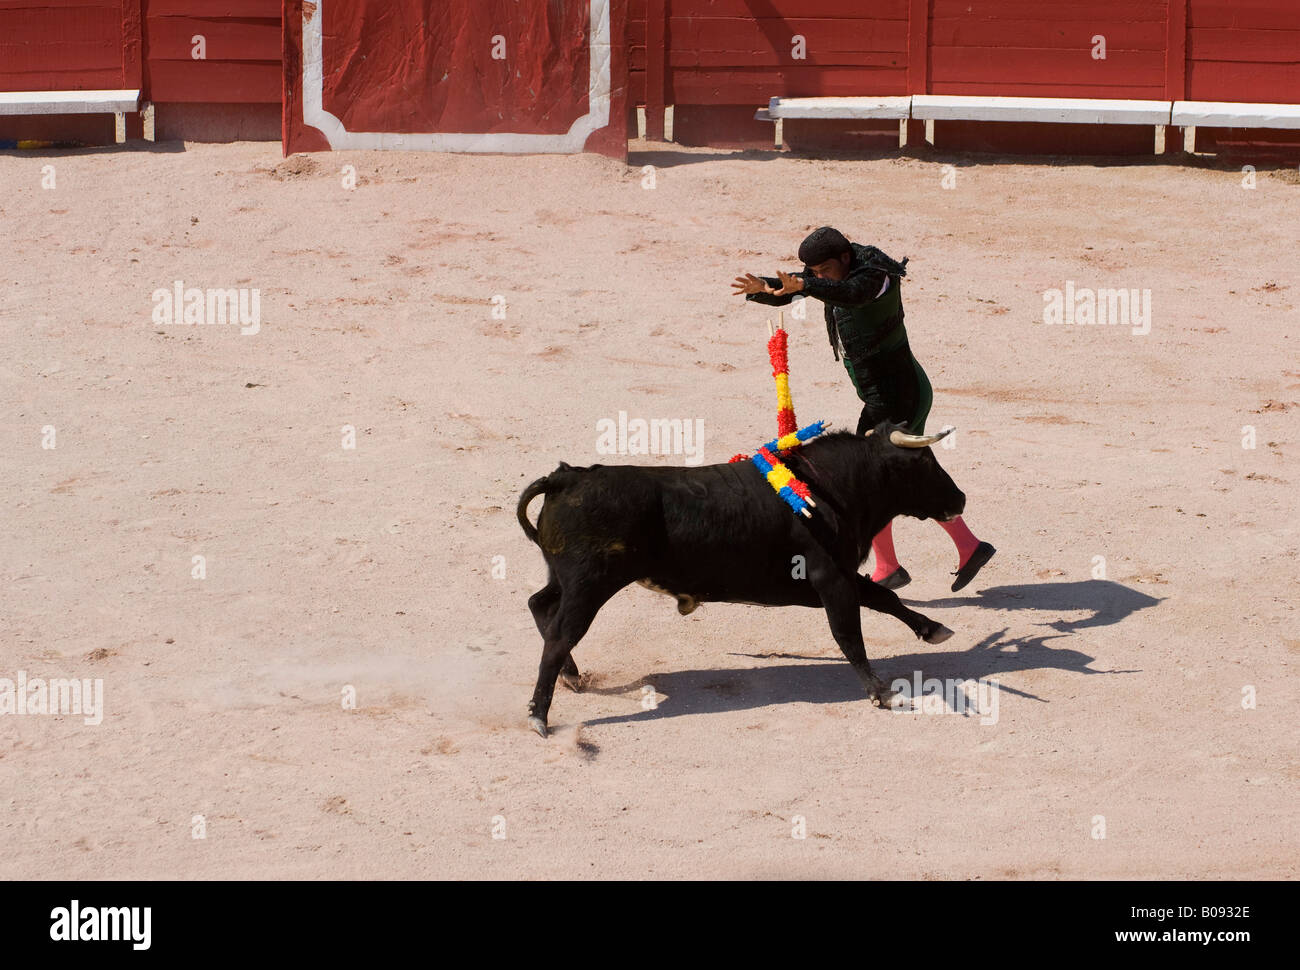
[889,426,954,448]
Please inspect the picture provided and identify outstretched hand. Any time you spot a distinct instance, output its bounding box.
[732,273,772,296]
[773,270,805,296]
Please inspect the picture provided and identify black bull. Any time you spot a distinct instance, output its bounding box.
[516,421,966,737]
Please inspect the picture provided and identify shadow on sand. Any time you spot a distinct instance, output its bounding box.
[575,580,1158,729]
[904,579,1164,636]
[626,144,1300,173]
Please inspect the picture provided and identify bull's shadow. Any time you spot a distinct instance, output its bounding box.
[576,579,1156,729]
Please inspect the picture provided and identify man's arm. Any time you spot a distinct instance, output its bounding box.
[745,274,805,306]
[799,267,888,308]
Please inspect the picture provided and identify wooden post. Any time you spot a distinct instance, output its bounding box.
[1165,0,1188,153]
[121,0,143,140]
[906,0,930,148]
[121,0,142,94]
[646,0,667,141]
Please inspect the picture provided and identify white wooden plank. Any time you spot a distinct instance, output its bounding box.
[912,95,1170,125]
[761,95,1300,132]
[1172,101,1300,130]
[0,89,140,116]
[767,96,912,120]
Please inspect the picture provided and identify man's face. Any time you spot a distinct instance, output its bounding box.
[807,251,851,282]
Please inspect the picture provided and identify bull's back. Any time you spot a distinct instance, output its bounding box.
[535,460,808,603]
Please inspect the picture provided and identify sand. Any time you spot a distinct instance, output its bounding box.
[1,139,1297,879]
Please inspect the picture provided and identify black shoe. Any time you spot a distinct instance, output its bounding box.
[874,566,911,591]
[951,542,995,592]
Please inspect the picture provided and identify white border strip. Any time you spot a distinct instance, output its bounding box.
[0,89,139,116]
[760,94,1300,132]
[1173,100,1300,130]
[767,96,911,120]
[912,95,1171,125]
[301,0,611,152]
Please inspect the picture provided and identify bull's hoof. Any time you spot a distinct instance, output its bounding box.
[869,683,899,709]
[528,716,549,738]
[922,623,954,645]
[559,671,583,693]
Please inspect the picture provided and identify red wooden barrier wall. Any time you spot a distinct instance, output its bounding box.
[0,0,281,104]
[927,0,1169,154]
[0,0,134,142]
[1186,0,1300,154]
[0,0,281,141]
[927,0,1167,99]
[144,0,281,103]
[0,0,130,91]
[1187,0,1300,101]
[3,0,1296,152]
[632,0,1300,153]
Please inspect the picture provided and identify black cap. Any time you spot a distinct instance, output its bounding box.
[798,227,850,268]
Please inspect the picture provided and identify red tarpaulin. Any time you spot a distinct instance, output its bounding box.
[283,0,627,157]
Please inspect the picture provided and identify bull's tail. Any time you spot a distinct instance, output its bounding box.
[516,474,554,545]
[519,462,584,544]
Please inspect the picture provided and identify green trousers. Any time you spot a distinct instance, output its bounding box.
[849,341,933,435]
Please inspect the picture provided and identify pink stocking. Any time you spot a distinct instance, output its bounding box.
[938,516,981,567]
[870,521,901,582]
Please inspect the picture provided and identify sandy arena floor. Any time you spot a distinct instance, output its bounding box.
[1,139,1297,878]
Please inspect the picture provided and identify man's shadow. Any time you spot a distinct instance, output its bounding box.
[903,579,1163,636]
[576,580,1157,729]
